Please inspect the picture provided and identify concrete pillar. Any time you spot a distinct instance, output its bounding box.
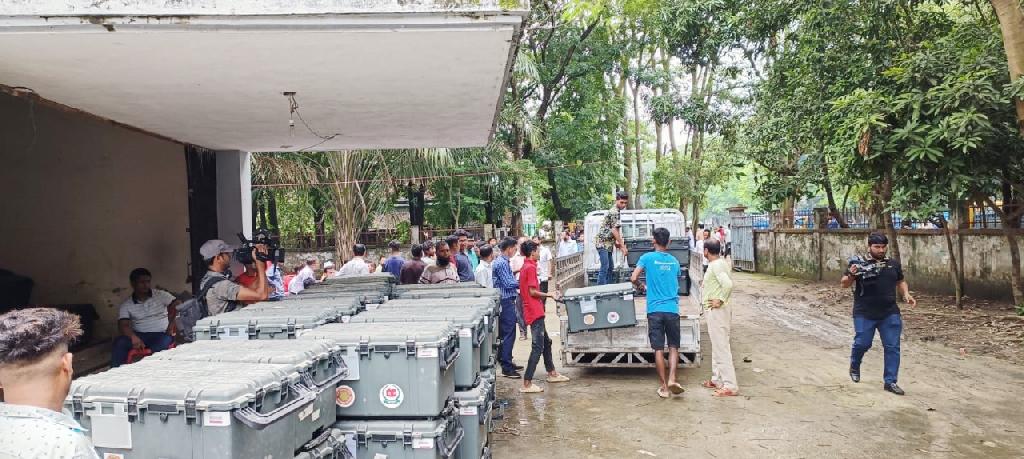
[216,150,253,242]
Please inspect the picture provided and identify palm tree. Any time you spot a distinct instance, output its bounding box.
[252,149,453,262]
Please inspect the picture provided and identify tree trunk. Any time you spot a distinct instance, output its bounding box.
[313,205,326,248]
[985,196,1024,307]
[655,122,663,167]
[510,212,523,237]
[268,191,280,234]
[546,169,573,222]
[781,197,795,228]
[1004,226,1024,307]
[938,214,963,308]
[257,193,267,230]
[620,74,634,204]
[631,81,644,209]
[662,53,677,158]
[881,171,902,261]
[821,154,849,227]
[691,201,701,239]
[992,0,1024,137]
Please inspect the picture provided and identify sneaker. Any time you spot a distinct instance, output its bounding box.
[520,384,544,393]
[849,367,860,383]
[546,374,570,383]
[502,370,522,379]
[514,364,525,371]
[884,383,905,396]
[519,335,528,341]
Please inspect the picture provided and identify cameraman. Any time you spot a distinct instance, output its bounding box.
[199,239,270,316]
[840,232,916,395]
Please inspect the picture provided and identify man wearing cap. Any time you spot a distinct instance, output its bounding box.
[199,239,270,316]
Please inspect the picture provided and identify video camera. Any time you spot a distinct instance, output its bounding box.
[235,229,285,265]
[847,255,887,282]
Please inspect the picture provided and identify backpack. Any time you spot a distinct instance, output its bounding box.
[176,275,238,342]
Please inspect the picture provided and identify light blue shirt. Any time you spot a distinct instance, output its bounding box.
[637,251,680,314]
[0,403,100,458]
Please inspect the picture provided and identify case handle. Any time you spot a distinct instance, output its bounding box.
[233,383,317,430]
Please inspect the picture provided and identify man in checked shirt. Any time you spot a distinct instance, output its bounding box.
[492,237,525,378]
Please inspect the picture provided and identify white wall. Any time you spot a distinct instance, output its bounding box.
[0,91,191,340]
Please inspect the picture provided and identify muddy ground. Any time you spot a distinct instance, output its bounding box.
[490,272,1024,458]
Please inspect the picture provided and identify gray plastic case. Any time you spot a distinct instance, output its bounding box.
[373,298,498,371]
[333,409,464,459]
[149,339,348,394]
[453,378,493,459]
[194,307,334,340]
[67,359,330,458]
[562,283,638,332]
[349,308,485,389]
[250,299,361,323]
[299,322,459,419]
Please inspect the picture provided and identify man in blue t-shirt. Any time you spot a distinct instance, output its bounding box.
[382,240,405,279]
[630,227,683,399]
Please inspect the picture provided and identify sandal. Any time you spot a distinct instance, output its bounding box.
[668,382,685,394]
[657,387,671,399]
[701,380,718,389]
[712,388,739,397]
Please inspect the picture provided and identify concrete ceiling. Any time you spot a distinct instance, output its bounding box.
[0,5,525,151]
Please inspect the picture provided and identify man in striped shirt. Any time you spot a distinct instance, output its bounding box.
[492,237,523,378]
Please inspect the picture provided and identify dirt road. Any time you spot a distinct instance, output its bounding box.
[490,273,1024,458]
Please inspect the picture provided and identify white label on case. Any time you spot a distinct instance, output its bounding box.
[579,298,598,314]
[459,328,473,338]
[412,438,435,449]
[374,454,388,459]
[417,347,439,358]
[312,408,321,422]
[203,411,232,427]
[623,294,634,301]
[459,406,479,416]
[341,315,351,323]
[484,315,489,325]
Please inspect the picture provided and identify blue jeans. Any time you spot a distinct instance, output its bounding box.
[499,297,518,373]
[851,313,902,384]
[597,247,614,285]
[111,331,174,367]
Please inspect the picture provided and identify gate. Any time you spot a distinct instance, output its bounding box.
[730,214,756,272]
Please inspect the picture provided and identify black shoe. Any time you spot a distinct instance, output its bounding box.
[514,364,525,371]
[502,370,522,379]
[849,367,860,383]
[884,383,905,395]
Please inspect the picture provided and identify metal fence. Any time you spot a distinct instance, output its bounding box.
[748,206,1017,231]
[552,251,585,293]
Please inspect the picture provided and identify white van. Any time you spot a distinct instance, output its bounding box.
[582,208,688,271]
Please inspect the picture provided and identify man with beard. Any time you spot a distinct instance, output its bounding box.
[419,240,460,284]
[842,232,916,395]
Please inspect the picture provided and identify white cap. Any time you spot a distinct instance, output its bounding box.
[199,239,235,259]
[323,261,335,269]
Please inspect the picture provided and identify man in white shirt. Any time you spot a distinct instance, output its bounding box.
[695,229,711,272]
[421,240,437,266]
[557,231,578,258]
[111,268,180,367]
[336,244,371,278]
[0,308,101,458]
[475,244,495,288]
[533,236,554,293]
[287,257,319,294]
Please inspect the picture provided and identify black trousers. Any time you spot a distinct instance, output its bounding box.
[524,319,555,381]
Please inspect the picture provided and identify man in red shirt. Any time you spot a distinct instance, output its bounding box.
[518,240,570,393]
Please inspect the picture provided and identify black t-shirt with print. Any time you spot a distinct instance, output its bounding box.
[851,258,904,319]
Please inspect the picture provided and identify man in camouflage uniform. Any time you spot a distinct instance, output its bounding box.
[596,191,629,285]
